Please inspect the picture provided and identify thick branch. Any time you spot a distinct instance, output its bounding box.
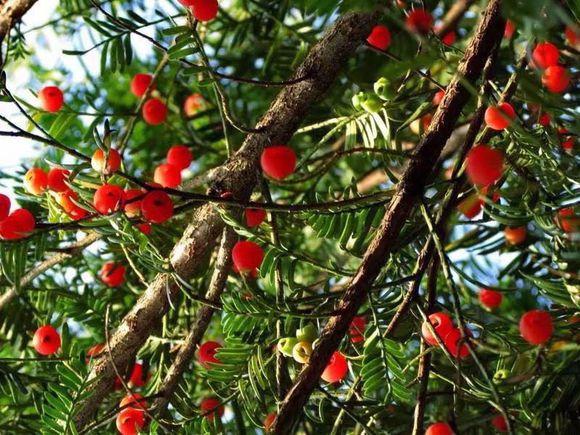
[74,12,377,429]
[271,1,505,432]
[0,0,37,42]
[0,232,100,311]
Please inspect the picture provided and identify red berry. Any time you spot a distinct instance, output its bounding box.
[367,25,391,50]
[519,310,553,345]
[542,65,570,93]
[444,328,471,359]
[129,362,148,387]
[557,208,579,233]
[142,98,168,125]
[38,86,64,112]
[441,31,456,46]
[179,0,196,5]
[492,414,508,432]
[465,145,504,187]
[183,93,205,116]
[198,341,222,367]
[260,145,297,180]
[0,209,36,240]
[120,393,148,410]
[532,42,559,69]
[24,167,48,195]
[116,407,146,435]
[405,8,433,35]
[124,189,145,218]
[537,112,550,127]
[93,184,125,214]
[56,190,88,220]
[457,194,482,219]
[191,0,219,22]
[47,168,70,192]
[484,103,516,131]
[504,20,515,39]
[321,351,348,383]
[479,289,503,309]
[100,262,126,287]
[91,148,122,174]
[32,325,61,356]
[154,163,182,188]
[0,193,10,220]
[504,226,526,245]
[264,412,277,432]
[136,223,152,235]
[245,208,267,227]
[421,312,454,346]
[432,90,445,106]
[200,397,224,419]
[425,422,454,435]
[166,145,193,170]
[232,240,264,272]
[140,190,174,223]
[561,137,575,152]
[565,25,579,47]
[348,316,366,343]
[130,73,154,97]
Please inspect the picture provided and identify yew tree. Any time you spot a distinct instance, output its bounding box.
[0,0,578,434]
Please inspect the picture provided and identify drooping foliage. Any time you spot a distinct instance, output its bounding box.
[0,0,578,434]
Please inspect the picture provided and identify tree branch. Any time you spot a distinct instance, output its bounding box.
[0,232,101,311]
[73,11,377,429]
[0,0,37,43]
[271,1,505,431]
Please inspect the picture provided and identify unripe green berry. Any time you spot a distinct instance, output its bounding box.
[361,94,383,113]
[374,77,395,100]
[296,323,318,342]
[351,92,365,110]
[277,337,298,357]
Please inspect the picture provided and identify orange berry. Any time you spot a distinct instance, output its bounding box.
[24,168,48,195]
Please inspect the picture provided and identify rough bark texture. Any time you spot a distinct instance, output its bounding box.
[271,1,505,432]
[74,12,377,429]
[0,0,37,42]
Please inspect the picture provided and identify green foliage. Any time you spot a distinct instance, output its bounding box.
[0,0,578,434]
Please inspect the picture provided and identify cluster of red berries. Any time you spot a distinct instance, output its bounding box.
[153,145,193,188]
[179,0,219,22]
[130,73,167,125]
[421,312,470,359]
[0,193,35,240]
[532,42,570,94]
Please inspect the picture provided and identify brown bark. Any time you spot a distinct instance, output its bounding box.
[0,0,37,42]
[74,12,377,429]
[271,1,505,432]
